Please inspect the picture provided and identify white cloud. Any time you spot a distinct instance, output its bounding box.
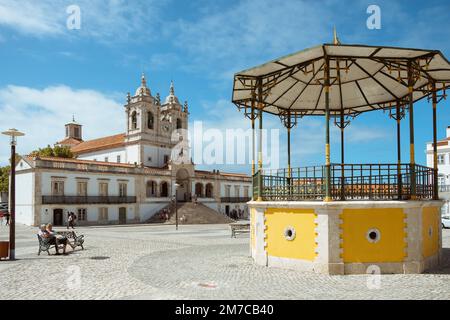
[0,0,64,36]
[0,0,167,42]
[0,85,123,165]
[171,0,335,79]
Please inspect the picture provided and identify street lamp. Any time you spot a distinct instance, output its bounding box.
[2,128,25,261]
[174,183,181,231]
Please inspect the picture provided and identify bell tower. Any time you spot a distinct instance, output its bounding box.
[65,116,83,141]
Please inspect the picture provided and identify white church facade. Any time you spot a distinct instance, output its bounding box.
[426,126,450,217]
[14,75,251,227]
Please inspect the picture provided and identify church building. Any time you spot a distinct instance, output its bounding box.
[14,75,251,226]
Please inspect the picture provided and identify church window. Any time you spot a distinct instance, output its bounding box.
[206,183,213,198]
[77,181,88,197]
[131,111,138,130]
[119,183,127,197]
[77,208,87,221]
[176,118,182,129]
[146,181,157,197]
[160,182,169,197]
[195,183,204,197]
[148,112,154,130]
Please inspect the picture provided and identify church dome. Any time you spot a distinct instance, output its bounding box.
[135,73,151,97]
[164,81,180,105]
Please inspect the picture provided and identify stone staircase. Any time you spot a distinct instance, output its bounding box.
[146,202,234,225]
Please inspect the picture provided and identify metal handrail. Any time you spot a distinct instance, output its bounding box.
[254,163,435,201]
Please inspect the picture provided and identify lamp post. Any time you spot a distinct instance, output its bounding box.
[2,128,25,261]
[174,183,181,231]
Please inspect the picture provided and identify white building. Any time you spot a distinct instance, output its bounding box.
[15,75,252,226]
[426,126,450,216]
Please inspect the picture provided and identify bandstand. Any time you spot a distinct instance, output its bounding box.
[232,37,450,274]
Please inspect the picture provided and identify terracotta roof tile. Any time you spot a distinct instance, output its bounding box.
[71,133,125,154]
[57,137,83,146]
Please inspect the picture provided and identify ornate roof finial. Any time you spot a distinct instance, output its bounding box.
[72,114,75,122]
[333,26,341,45]
[141,72,147,87]
[170,80,175,95]
[184,101,188,113]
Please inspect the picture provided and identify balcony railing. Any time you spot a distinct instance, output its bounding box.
[221,197,252,203]
[439,185,450,193]
[42,196,137,205]
[253,163,435,201]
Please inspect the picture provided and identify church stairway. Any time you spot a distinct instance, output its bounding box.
[147,202,234,225]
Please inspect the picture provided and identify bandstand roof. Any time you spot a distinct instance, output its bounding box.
[232,44,450,117]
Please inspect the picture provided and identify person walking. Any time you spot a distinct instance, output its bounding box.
[4,212,10,226]
[67,212,72,229]
[69,212,76,229]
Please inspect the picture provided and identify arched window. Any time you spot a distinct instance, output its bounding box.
[131,111,138,130]
[195,183,203,197]
[176,118,182,129]
[160,181,168,197]
[146,181,157,197]
[206,183,213,198]
[147,111,154,130]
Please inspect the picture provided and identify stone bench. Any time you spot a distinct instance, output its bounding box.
[230,223,250,238]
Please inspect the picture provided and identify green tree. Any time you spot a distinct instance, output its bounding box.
[0,154,22,192]
[0,166,10,192]
[30,145,74,159]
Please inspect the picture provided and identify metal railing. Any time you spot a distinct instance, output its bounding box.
[221,197,252,203]
[253,163,435,201]
[439,185,450,193]
[42,196,137,205]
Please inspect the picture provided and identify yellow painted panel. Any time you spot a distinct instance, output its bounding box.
[422,207,440,258]
[265,208,317,261]
[341,208,406,263]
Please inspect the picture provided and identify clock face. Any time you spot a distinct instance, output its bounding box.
[162,125,170,132]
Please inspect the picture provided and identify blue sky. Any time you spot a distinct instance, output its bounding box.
[0,0,449,173]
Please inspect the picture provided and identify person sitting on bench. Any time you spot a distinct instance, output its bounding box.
[38,224,68,255]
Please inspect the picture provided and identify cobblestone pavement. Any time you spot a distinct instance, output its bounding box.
[1,223,450,300]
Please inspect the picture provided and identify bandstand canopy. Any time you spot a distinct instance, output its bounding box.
[232,44,450,117]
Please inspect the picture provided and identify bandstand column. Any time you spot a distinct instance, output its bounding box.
[324,58,332,202]
[287,112,292,178]
[407,61,417,199]
[396,100,402,200]
[340,109,345,200]
[257,79,263,201]
[287,113,292,197]
[432,82,439,200]
[251,92,256,177]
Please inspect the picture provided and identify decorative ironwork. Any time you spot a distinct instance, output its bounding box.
[220,197,252,203]
[253,163,435,201]
[42,196,137,205]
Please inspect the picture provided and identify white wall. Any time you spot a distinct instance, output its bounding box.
[139,202,168,222]
[142,145,172,167]
[39,205,136,226]
[220,182,252,197]
[41,172,136,197]
[125,144,140,165]
[77,147,127,164]
[15,171,34,225]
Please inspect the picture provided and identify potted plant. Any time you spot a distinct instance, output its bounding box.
[0,241,8,259]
